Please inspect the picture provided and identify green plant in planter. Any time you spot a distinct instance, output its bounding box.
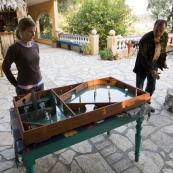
[52,37,59,43]
[80,42,91,55]
[108,49,114,61]
[114,52,121,60]
[99,48,112,60]
[115,52,120,56]
[51,37,59,48]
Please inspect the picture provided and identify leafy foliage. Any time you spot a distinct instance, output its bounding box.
[80,42,91,52]
[52,37,59,42]
[39,12,53,39]
[62,0,132,49]
[99,48,112,60]
[58,0,82,14]
[147,0,173,31]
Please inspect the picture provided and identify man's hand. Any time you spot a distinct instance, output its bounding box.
[151,70,160,80]
[163,61,169,69]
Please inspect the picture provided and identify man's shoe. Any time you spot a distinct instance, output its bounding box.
[150,106,155,113]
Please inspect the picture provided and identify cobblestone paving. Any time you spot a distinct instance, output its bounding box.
[0,43,173,173]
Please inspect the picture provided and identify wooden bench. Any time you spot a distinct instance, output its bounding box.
[57,40,82,53]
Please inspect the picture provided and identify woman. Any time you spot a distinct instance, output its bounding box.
[2,18,44,95]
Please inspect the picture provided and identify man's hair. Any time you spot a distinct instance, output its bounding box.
[154,19,167,27]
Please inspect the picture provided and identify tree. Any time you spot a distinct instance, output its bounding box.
[39,12,53,39]
[58,0,82,14]
[63,0,132,49]
[147,0,173,32]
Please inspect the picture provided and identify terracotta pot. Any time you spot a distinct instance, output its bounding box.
[52,42,57,48]
[102,57,108,60]
[114,56,120,60]
[84,50,90,55]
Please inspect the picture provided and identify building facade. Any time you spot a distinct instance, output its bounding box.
[0,0,58,45]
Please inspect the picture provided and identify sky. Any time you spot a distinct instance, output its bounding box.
[126,0,148,14]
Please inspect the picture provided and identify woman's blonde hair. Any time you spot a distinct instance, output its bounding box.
[16,18,36,40]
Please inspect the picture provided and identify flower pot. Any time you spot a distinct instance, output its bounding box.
[114,56,120,60]
[84,50,90,55]
[102,57,108,60]
[52,42,57,48]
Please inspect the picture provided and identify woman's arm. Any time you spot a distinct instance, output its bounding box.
[2,45,18,87]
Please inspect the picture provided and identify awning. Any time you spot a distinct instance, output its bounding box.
[0,0,26,11]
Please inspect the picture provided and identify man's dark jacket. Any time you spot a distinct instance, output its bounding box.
[133,31,168,79]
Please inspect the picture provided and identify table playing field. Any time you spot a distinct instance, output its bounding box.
[11,76,151,173]
[13,77,150,146]
[18,84,135,126]
[65,85,134,103]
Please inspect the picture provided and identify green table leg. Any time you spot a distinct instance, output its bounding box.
[135,117,144,162]
[22,152,36,173]
[25,165,36,173]
[107,130,111,136]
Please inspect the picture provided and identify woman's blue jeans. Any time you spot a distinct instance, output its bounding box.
[16,83,44,96]
[136,72,156,97]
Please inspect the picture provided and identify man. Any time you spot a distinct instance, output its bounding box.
[133,19,168,112]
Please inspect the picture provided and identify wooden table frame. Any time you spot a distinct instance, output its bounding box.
[10,109,144,173]
[13,77,150,146]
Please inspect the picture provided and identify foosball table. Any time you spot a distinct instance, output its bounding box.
[11,76,150,173]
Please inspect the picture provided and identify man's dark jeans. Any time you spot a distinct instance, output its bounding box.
[16,83,44,96]
[136,72,156,97]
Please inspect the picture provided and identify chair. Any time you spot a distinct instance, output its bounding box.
[0,32,17,77]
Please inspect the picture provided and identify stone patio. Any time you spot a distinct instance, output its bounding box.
[0,43,173,173]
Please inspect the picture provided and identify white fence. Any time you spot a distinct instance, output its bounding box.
[59,33,173,53]
[117,36,141,52]
[59,34,89,44]
[117,33,173,52]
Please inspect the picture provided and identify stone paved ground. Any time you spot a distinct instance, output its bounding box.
[0,43,173,173]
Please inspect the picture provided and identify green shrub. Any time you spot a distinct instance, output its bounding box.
[80,42,91,52]
[63,0,132,49]
[99,48,112,59]
[52,37,59,42]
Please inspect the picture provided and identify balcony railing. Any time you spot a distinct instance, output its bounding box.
[58,33,173,55]
[59,34,89,44]
[117,36,141,52]
[117,33,173,52]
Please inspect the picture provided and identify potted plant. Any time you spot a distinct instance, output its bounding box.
[114,52,121,60]
[80,42,91,55]
[52,37,58,48]
[108,48,114,61]
[99,48,112,60]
